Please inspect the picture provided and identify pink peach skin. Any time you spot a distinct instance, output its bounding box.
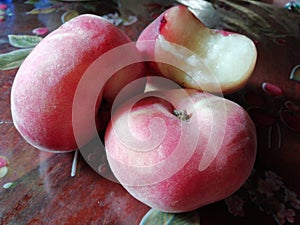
[11,14,145,152]
[105,89,257,212]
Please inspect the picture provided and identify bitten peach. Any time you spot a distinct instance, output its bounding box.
[11,14,145,152]
[137,5,257,94]
[105,89,257,212]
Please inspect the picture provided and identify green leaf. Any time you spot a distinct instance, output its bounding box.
[0,166,8,178]
[24,0,58,4]
[290,65,300,82]
[61,10,79,23]
[3,182,16,189]
[8,34,42,48]
[139,209,201,225]
[83,4,97,12]
[0,48,33,70]
[26,7,56,15]
[24,0,40,4]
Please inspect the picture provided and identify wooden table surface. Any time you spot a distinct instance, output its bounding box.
[1,1,300,225]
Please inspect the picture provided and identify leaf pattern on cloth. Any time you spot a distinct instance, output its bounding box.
[225,170,300,225]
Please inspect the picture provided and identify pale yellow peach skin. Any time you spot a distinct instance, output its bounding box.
[11,14,145,152]
[105,89,257,213]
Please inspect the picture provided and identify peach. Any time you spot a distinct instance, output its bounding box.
[136,5,257,94]
[105,88,257,212]
[11,14,145,152]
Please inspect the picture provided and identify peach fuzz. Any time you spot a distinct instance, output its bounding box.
[136,5,257,94]
[105,89,257,213]
[11,14,145,152]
